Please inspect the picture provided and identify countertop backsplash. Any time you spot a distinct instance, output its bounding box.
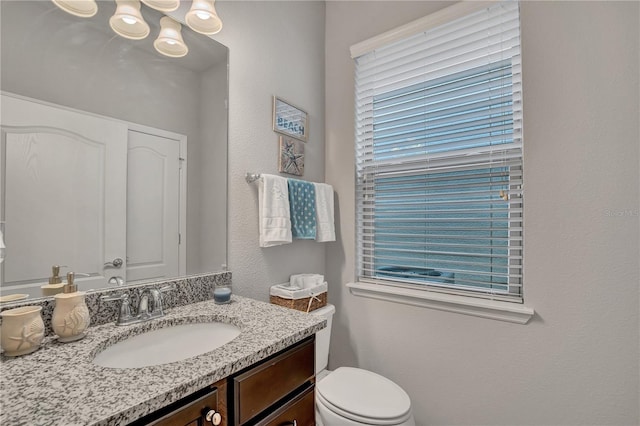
[0,271,232,336]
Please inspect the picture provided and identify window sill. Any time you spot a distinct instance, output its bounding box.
[346,282,534,324]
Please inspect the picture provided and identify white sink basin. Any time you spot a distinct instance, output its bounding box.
[93,322,241,369]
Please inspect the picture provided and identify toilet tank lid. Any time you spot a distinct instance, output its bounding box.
[317,367,412,421]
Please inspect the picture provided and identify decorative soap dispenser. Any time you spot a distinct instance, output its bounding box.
[41,265,66,297]
[52,272,90,342]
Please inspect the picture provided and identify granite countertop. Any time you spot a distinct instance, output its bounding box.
[0,295,326,426]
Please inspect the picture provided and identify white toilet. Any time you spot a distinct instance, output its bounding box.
[311,304,416,426]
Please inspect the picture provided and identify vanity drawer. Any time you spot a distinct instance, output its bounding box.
[256,383,315,426]
[233,337,315,425]
[133,379,227,426]
[149,388,219,426]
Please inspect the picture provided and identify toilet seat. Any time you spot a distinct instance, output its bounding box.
[316,367,413,425]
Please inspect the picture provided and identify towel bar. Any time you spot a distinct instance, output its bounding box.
[245,173,261,183]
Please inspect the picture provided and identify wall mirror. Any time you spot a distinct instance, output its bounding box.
[0,0,228,299]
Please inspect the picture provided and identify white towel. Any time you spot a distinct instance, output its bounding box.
[313,183,335,242]
[259,174,292,247]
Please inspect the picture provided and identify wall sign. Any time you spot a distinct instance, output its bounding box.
[273,96,308,142]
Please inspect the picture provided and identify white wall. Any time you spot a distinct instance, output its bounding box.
[213,1,326,300]
[325,1,639,425]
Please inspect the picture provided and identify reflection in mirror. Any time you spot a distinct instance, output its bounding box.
[0,0,228,300]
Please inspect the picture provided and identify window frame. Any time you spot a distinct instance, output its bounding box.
[350,1,533,323]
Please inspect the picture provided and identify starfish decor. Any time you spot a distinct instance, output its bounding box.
[278,136,305,176]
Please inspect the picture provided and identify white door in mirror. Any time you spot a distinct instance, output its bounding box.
[126,130,181,282]
[0,94,127,295]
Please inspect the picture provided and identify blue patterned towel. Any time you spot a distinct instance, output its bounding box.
[287,179,317,239]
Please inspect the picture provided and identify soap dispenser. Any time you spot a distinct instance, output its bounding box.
[41,265,66,297]
[52,272,90,342]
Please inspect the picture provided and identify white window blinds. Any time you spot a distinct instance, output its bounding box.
[354,1,523,302]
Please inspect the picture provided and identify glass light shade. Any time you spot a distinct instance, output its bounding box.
[154,16,188,58]
[51,0,98,18]
[140,0,180,12]
[185,0,222,35]
[109,0,150,40]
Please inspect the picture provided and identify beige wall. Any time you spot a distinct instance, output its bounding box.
[215,0,638,423]
[214,1,326,300]
[325,1,639,425]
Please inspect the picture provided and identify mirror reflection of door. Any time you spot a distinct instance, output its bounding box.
[126,130,184,282]
[0,94,187,297]
[0,94,127,294]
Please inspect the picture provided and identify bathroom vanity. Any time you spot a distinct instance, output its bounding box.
[0,296,324,426]
[232,336,315,425]
[133,336,315,426]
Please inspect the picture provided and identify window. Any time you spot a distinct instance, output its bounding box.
[353,1,524,303]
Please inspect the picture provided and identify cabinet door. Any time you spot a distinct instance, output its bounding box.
[150,389,220,426]
[257,384,315,426]
[149,387,223,426]
[233,338,315,425]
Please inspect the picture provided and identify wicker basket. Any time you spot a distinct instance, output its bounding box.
[270,291,327,313]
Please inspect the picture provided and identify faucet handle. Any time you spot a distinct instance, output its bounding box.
[148,284,174,317]
[101,293,136,325]
[101,292,125,302]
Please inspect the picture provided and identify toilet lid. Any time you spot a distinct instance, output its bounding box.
[316,367,412,425]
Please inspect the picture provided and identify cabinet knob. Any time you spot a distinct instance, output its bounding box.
[205,409,222,425]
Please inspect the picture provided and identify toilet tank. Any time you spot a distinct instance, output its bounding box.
[311,304,335,375]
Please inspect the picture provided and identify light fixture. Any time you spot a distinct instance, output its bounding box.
[141,0,180,13]
[185,0,222,35]
[109,0,150,40]
[154,16,188,58]
[51,0,98,18]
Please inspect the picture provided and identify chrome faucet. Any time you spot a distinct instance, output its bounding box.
[101,284,174,326]
[136,287,165,320]
[102,292,138,326]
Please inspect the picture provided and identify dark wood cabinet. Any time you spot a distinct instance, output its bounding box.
[130,337,315,426]
[257,383,315,426]
[130,379,228,426]
[232,336,315,426]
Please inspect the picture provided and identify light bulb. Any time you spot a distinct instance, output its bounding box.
[185,0,222,35]
[154,16,188,58]
[109,0,150,40]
